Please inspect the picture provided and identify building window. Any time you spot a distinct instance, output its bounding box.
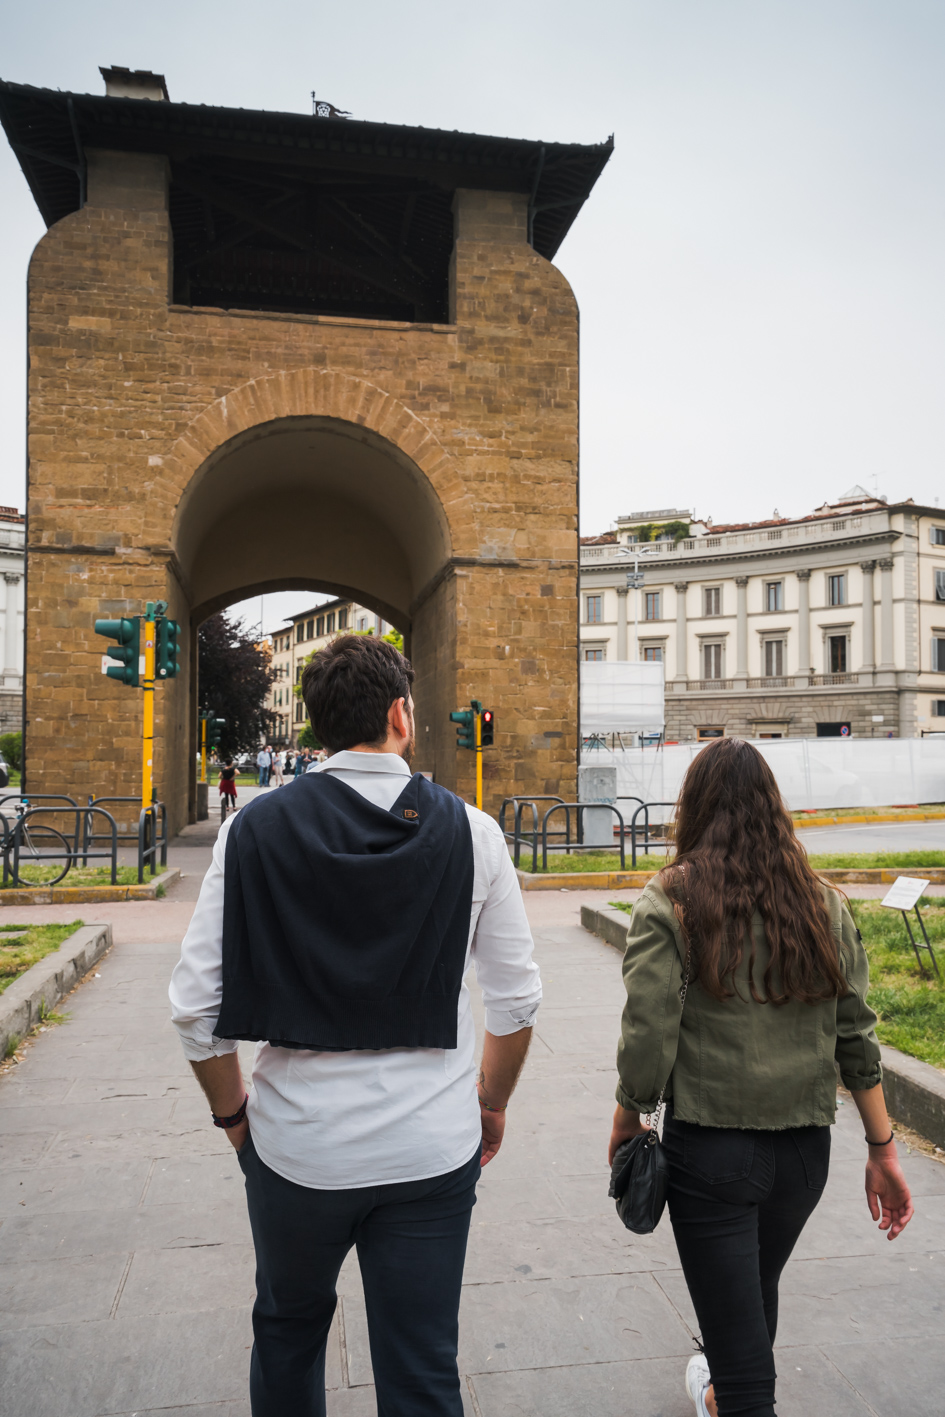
[934,638,945,672]
[296,623,304,644]
[357,615,368,631]
[703,642,723,679]
[338,608,348,630]
[306,618,315,639]
[828,574,846,607]
[704,586,721,616]
[697,727,725,740]
[296,665,302,683]
[932,527,945,545]
[932,700,945,716]
[316,616,324,637]
[585,594,602,624]
[326,612,335,634]
[936,570,945,602]
[828,634,848,673]
[642,646,663,662]
[584,647,604,661]
[764,639,784,676]
[645,592,661,621]
[765,581,783,612]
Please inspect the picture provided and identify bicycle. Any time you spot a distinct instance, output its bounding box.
[1,800,73,888]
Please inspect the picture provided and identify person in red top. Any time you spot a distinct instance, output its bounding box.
[219,759,238,821]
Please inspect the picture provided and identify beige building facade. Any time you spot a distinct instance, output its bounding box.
[580,488,945,741]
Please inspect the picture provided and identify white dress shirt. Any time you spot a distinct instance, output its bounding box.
[169,752,541,1190]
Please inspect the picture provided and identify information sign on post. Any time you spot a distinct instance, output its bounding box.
[880,876,939,977]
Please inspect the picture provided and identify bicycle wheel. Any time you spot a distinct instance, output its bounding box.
[12,825,72,887]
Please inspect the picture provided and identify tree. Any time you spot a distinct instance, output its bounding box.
[198,612,276,756]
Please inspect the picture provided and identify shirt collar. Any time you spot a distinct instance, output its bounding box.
[315,750,412,776]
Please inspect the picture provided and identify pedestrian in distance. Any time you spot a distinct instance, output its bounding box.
[609,736,913,1417]
[284,749,294,777]
[218,758,238,822]
[170,633,541,1417]
[256,745,271,788]
[270,750,285,787]
[293,750,308,777]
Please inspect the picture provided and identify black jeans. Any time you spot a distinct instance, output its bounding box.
[238,1137,480,1417]
[662,1110,831,1417]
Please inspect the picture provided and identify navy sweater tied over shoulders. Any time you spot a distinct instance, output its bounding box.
[215,770,474,1051]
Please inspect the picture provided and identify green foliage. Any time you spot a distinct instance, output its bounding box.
[627,520,690,547]
[0,732,21,770]
[198,612,276,756]
[297,721,322,750]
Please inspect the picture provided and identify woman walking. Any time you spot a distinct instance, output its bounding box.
[610,737,913,1417]
[270,749,285,787]
[218,758,238,822]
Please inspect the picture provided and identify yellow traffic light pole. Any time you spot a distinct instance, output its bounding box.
[141,607,156,809]
[200,717,207,785]
[475,709,482,812]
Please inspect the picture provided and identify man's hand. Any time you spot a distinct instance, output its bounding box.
[865,1152,914,1239]
[480,1104,505,1167]
[189,1052,249,1151]
[225,1116,250,1153]
[608,1103,649,1166]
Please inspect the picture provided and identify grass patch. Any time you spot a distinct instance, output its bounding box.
[793,803,945,820]
[807,851,945,870]
[0,865,168,889]
[0,921,84,994]
[605,896,945,1070]
[517,850,667,873]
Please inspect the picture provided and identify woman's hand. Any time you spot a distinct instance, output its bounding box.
[865,1150,914,1239]
[608,1104,649,1166]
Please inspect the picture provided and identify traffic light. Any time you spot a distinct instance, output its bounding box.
[156,617,182,679]
[207,717,226,749]
[95,617,140,687]
[480,708,495,746]
[450,707,476,750]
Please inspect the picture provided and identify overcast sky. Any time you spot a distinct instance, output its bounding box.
[2,1,943,633]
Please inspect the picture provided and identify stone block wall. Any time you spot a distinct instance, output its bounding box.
[25,157,580,825]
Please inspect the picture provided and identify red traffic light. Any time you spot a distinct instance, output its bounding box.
[480,708,495,746]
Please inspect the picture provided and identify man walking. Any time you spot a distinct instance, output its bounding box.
[170,635,541,1416]
[255,744,271,787]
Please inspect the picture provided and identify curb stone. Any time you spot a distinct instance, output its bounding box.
[0,923,112,1058]
[0,867,179,907]
[580,905,945,1150]
[520,866,945,891]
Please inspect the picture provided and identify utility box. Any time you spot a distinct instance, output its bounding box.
[578,764,617,848]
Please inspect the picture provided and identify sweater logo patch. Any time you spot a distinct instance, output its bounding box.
[403,809,419,819]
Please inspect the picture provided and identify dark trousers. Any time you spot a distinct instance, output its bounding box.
[238,1137,480,1417]
[662,1111,830,1417]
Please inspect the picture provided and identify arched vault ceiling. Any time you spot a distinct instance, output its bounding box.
[175,417,452,621]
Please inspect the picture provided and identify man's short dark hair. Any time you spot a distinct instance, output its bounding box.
[301,634,415,752]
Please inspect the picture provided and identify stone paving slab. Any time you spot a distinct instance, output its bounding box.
[0,888,943,1415]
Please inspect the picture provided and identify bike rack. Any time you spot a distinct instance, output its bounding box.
[82,795,141,864]
[499,796,564,869]
[4,805,119,888]
[137,802,168,883]
[540,802,627,872]
[629,801,677,868]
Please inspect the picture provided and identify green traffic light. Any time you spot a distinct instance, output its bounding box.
[94,617,140,687]
[156,616,182,679]
[450,708,475,751]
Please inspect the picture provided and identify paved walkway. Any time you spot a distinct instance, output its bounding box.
[1,858,944,1413]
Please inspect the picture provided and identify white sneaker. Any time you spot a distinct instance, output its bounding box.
[685,1353,712,1416]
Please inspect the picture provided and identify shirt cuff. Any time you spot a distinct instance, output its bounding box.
[484,1002,540,1036]
[173,1028,240,1063]
[839,1064,884,1092]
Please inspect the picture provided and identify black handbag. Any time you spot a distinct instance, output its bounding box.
[609,945,691,1235]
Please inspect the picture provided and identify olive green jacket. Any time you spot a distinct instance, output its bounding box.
[615,881,882,1129]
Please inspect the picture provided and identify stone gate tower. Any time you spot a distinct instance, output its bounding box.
[1,70,611,827]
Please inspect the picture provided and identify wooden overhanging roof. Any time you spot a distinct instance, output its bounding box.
[0,80,613,322]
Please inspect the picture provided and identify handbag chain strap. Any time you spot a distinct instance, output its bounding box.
[645,944,692,1145]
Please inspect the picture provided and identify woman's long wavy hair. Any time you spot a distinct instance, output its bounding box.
[660,737,846,1006]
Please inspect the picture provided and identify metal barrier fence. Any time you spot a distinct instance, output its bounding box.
[500,793,676,874]
[0,793,167,889]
